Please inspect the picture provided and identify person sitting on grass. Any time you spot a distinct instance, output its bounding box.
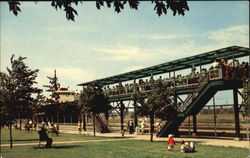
[38,126,53,148]
[180,140,195,153]
[167,134,175,151]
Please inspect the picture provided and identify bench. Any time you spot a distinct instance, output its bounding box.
[38,129,53,148]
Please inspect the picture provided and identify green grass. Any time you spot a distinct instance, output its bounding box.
[1,128,110,144]
[1,128,249,158]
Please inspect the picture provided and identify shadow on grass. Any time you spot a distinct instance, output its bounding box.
[104,136,132,139]
[33,145,81,150]
[11,139,39,142]
[3,139,39,142]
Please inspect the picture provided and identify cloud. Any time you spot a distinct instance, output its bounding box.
[153,25,249,61]
[44,26,100,32]
[208,25,249,46]
[33,66,97,96]
[121,65,145,73]
[130,33,194,40]
[37,67,97,94]
[40,66,96,83]
[94,45,155,62]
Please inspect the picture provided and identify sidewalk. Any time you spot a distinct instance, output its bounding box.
[61,130,250,149]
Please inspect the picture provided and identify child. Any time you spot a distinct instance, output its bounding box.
[180,140,195,153]
[180,140,185,153]
[167,134,175,151]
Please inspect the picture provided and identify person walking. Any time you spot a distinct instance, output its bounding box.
[167,134,175,151]
[140,120,145,134]
[77,121,82,134]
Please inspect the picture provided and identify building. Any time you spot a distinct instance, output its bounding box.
[54,88,78,103]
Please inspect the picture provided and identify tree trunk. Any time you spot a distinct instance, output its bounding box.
[150,114,154,142]
[19,118,22,130]
[93,113,96,137]
[79,112,83,130]
[9,123,13,149]
[57,112,59,124]
[0,125,2,150]
[83,114,86,131]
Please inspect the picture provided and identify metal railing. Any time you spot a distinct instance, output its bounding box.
[106,78,200,98]
[178,68,223,112]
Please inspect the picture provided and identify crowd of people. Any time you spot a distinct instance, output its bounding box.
[103,59,249,96]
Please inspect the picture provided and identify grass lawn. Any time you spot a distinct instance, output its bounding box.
[0,127,110,144]
[1,128,249,158]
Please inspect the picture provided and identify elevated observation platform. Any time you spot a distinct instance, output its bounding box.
[78,45,250,138]
[78,46,249,88]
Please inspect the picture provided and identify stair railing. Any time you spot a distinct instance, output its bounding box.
[89,115,102,132]
[178,68,223,112]
[155,120,166,132]
[97,113,110,131]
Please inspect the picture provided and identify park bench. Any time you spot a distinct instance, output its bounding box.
[38,128,53,148]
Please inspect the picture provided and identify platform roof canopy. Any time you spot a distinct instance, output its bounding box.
[78,46,250,87]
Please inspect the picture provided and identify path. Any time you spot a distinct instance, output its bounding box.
[1,128,250,149]
[61,129,250,149]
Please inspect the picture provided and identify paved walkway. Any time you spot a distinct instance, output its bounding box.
[61,130,250,149]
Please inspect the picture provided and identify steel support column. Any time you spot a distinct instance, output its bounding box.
[174,94,177,107]
[193,115,197,135]
[120,100,124,130]
[213,96,217,137]
[133,100,138,127]
[233,88,241,138]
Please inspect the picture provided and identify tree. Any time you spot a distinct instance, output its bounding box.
[32,91,46,123]
[241,79,250,118]
[136,81,176,141]
[7,0,189,21]
[0,72,15,149]
[7,55,42,130]
[0,55,41,148]
[78,82,110,136]
[0,72,12,126]
[43,70,60,103]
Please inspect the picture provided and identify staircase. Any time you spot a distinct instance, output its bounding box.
[157,68,243,137]
[90,113,110,133]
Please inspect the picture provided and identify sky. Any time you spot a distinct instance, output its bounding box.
[0,1,249,104]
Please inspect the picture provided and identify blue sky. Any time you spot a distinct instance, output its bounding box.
[0,1,249,103]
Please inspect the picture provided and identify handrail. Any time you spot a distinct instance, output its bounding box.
[178,73,209,112]
[105,75,201,97]
[97,113,110,129]
[89,116,102,132]
[105,65,248,98]
[178,68,223,112]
